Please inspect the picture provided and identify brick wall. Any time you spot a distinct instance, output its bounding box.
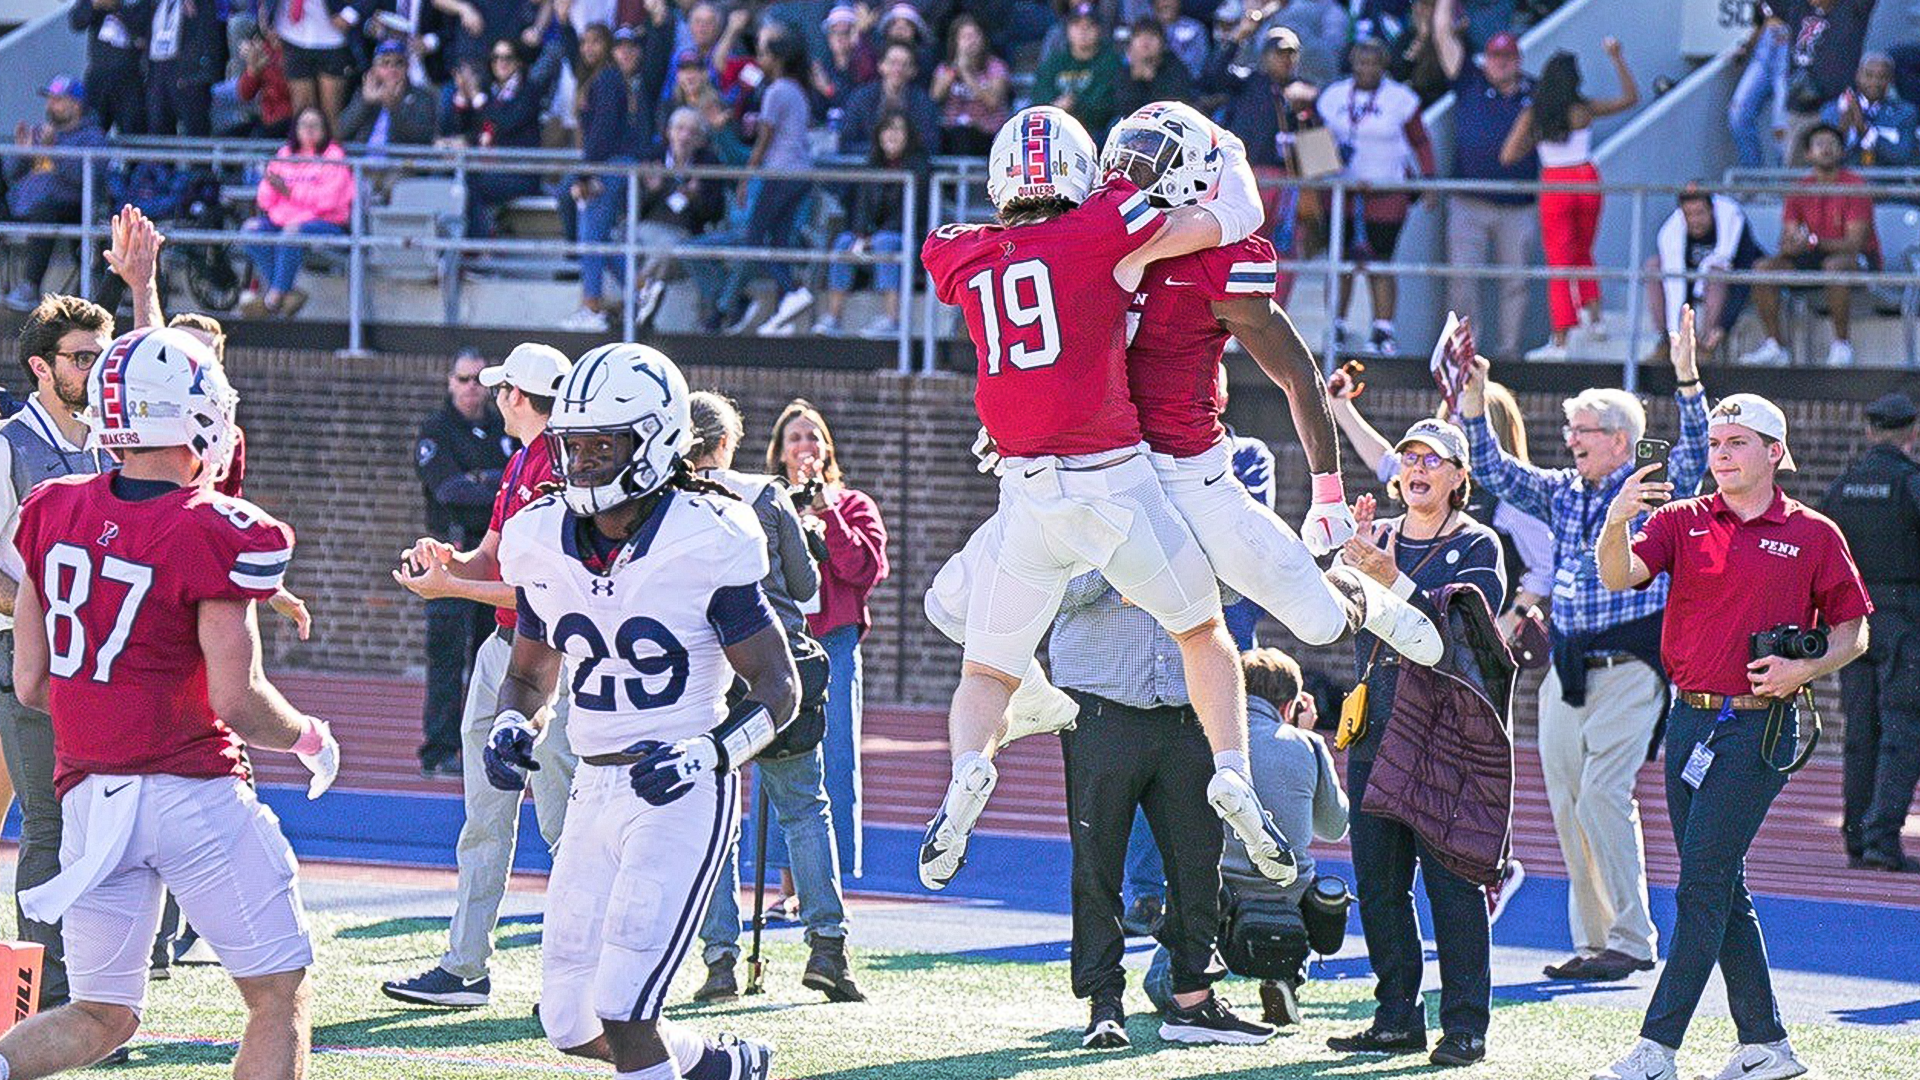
[0,342,1888,747]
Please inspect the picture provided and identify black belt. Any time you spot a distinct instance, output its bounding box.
[1584,651,1638,670]
[1070,694,1197,725]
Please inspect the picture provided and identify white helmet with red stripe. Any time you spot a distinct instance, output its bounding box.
[986,106,1099,212]
[86,327,239,484]
[1101,101,1223,208]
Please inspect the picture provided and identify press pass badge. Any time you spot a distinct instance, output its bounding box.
[1681,741,1715,790]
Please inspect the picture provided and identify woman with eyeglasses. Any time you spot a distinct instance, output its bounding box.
[439,35,564,238]
[1327,418,1507,1068]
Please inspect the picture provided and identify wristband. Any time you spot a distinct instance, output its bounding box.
[491,708,532,734]
[1311,471,1346,505]
[291,717,326,756]
[1675,378,1701,389]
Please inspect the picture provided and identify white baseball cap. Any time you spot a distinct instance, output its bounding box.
[1394,418,1470,468]
[1709,393,1795,471]
[479,342,572,395]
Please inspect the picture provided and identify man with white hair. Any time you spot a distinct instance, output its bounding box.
[1459,313,1712,983]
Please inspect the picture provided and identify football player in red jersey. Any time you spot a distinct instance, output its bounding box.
[918,105,1298,893]
[1107,103,1442,664]
[0,327,339,1080]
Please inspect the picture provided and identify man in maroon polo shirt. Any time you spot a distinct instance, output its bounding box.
[1590,393,1871,1080]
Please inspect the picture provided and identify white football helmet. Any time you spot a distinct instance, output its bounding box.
[1101,101,1223,207]
[547,342,691,516]
[986,106,1099,212]
[85,327,239,484]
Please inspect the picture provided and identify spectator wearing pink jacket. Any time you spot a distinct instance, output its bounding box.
[240,106,355,318]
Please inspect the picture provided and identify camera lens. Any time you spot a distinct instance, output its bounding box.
[1790,630,1828,660]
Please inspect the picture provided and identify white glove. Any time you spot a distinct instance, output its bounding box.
[1301,472,1357,557]
[1200,123,1263,244]
[293,718,340,800]
[971,426,1001,475]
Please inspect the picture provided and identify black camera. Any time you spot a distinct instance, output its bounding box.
[789,475,823,511]
[1750,624,1828,662]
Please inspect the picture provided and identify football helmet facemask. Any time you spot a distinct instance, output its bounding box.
[546,342,691,516]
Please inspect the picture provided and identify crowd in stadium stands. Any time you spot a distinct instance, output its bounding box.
[3,0,1918,357]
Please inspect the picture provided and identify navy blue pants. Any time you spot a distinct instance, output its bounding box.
[1640,701,1793,1049]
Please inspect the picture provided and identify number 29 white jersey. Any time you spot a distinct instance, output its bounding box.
[497,489,772,757]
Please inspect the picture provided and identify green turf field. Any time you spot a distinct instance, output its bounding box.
[52,912,1915,1078]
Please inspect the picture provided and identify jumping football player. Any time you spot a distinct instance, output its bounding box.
[0,327,340,1080]
[487,342,790,1080]
[917,105,1293,893]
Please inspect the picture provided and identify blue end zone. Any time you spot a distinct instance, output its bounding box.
[13,787,1917,985]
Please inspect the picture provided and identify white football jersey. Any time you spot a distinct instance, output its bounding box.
[498,489,772,756]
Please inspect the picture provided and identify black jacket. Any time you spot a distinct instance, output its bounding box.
[637,144,727,233]
[70,0,145,71]
[338,82,442,145]
[440,35,563,149]
[415,399,509,544]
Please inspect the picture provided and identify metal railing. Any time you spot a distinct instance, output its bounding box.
[8,139,1920,379]
[921,171,1920,384]
[0,141,923,372]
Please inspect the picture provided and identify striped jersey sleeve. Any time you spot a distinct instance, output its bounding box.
[188,494,296,602]
[1205,234,1280,300]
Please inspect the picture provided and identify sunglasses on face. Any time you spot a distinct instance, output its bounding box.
[1399,449,1449,470]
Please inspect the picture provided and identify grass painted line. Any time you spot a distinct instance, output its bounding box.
[136,1032,605,1075]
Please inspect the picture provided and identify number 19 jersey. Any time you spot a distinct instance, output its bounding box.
[498,489,772,758]
[922,178,1165,459]
[13,474,294,798]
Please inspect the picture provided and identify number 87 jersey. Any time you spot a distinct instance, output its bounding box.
[922,177,1165,461]
[13,474,294,796]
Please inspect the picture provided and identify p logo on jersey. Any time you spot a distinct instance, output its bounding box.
[987,105,1097,212]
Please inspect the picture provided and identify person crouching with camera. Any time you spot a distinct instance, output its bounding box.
[1593,394,1871,1080]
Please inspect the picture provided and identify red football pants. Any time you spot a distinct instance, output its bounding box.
[1538,162,1603,332]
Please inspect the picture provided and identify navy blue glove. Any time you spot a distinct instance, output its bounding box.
[483,711,541,792]
[630,736,720,806]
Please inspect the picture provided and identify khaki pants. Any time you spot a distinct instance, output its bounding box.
[1538,661,1663,962]
[1446,197,1537,358]
[440,629,577,980]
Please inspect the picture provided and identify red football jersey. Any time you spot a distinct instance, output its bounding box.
[1126,236,1279,458]
[485,436,556,629]
[214,424,248,498]
[14,474,295,798]
[923,178,1166,458]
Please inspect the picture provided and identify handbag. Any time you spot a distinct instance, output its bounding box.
[1508,606,1551,670]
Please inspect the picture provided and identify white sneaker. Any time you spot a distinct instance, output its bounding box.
[765,286,814,328]
[1825,340,1855,367]
[1002,676,1080,743]
[811,314,842,335]
[860,315,901,338]
[1207,769,1298,886]
[1327,567,1444,666]
[1524,339,1570,361]
[1486,858,1524,926]
[633,280,666,327]
[1592,1038,1679,1080]
[1738,338,1790,367]
[558,306,607,331]
[917,755,997,890]
[1697,1041,1807,1080]
[721,298,766,335]
[1580,308,1609,342]
[756,317,798,338]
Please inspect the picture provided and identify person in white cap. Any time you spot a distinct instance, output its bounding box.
[1593,392,1871,1080]
[382,342,580,1009]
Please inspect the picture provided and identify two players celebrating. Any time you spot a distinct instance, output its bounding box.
[917,102,1443,896]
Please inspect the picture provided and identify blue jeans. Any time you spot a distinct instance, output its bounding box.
[1348,755,1492,1039]
[687,177,811,319]
[700,744,848,962]
[559,167,631,302]
[827,230,904,294]
[764,623,864,877]
[1641,702,1793,1050]
[1121,808,1165,906]
[1728,27,1789,168]
[242,218,344,294]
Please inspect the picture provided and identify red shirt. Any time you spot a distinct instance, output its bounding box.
[1631,487,1872,695]
[1783,169,1880,268]
[14,475,295,798]
[805,486,890,639]
[486,436,556,629]
[1126,235,1279,457]
[922,178,1165,458]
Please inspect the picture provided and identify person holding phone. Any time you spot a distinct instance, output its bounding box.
[1458,308,1712,983]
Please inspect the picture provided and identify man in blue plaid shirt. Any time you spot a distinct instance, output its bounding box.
[1458,318,1710,983]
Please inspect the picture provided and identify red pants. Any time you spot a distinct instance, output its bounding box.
[1539,162,1602,332]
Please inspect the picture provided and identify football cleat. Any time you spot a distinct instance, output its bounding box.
[712,1033,774,1080]
[1208,768,1298,887]
[917,756,998,890]
[1002,675,1080,744]
[380,966,490,1008]
[1329,566,1444,666]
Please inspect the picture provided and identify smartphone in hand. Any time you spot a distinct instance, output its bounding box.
[1634,438,1671,487]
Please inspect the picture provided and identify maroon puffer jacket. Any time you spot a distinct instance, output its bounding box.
[1359,583,1518,887]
